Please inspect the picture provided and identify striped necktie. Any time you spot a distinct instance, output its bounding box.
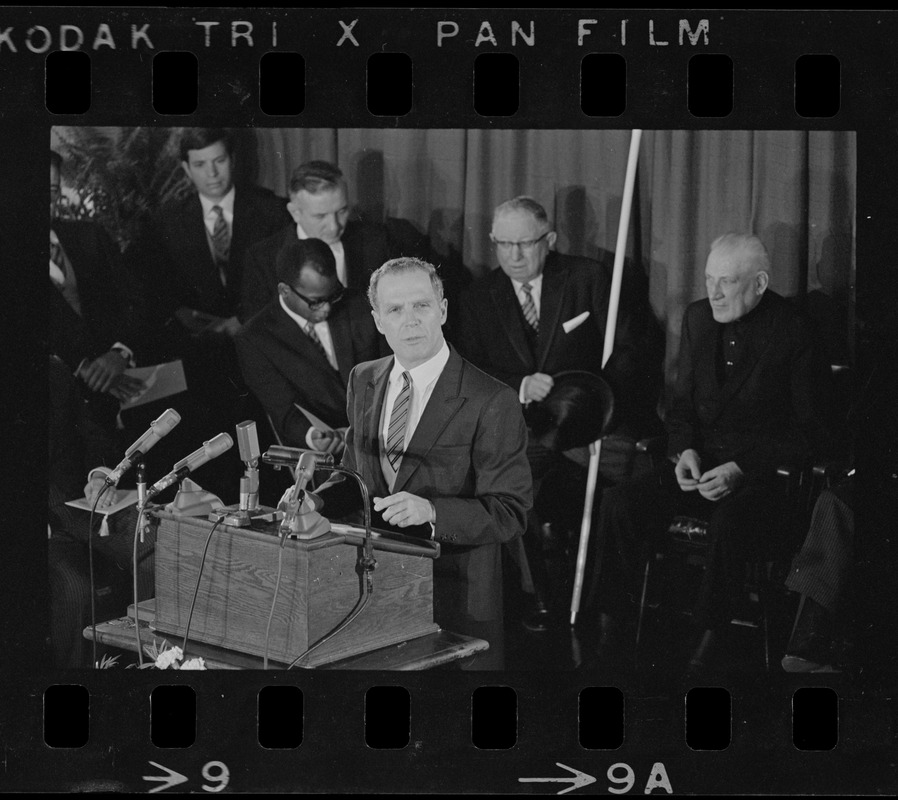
[305,321,330,360]
[211,205,230,271]
[385,371,412,471]
[521,282,539,332]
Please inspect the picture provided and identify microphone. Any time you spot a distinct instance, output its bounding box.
[146,433,234,499]
[235,420,260,463]
[262,445,335,470]
[105,408,181,486]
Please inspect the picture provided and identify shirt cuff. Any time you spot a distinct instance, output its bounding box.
[519,376,529,404]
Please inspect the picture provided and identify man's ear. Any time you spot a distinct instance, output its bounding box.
[756,270,770,295]
[371,308,383,334]
[546,231,558,249]
[286,200,302,224]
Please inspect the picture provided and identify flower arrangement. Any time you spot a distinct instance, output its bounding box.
[95,638,206,670]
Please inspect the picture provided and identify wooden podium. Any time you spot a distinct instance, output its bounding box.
[152,509,441,667]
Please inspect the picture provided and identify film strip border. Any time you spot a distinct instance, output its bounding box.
[2,7,897,794]
[6,674,897,793]
[0,8,883,127]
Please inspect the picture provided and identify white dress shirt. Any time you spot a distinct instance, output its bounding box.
[296,223,347,287]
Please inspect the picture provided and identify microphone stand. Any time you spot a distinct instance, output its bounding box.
[210,455,278,527]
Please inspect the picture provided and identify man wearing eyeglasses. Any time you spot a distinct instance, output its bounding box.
[456,196,647,630]
[235,238,386,454]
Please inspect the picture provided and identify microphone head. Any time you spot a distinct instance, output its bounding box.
[154,408,182,436]
[235,420,260,462]
[205,433,234,459]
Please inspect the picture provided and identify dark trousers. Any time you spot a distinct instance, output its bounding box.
[591,462,782,631]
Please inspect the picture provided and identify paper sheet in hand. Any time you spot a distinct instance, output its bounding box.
[64,489,138,516]
[294,402,334,433]
[119,360,188,409]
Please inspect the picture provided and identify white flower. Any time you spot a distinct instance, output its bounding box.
[155,646,184,670]
[179,657,206,671]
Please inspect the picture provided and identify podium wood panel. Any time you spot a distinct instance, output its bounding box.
[153,510,439,666]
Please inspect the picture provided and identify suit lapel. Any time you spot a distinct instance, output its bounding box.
[270,302,336,376]
[393,349,466,492]
[328,305,354,385]
[362,357,393,490]
[536,258,569,371]
[490,274,536,371]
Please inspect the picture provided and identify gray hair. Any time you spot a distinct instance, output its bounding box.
[492,195,550,228]
[368,257,444,310]
[709,233,771,275]
[289,160,345,197]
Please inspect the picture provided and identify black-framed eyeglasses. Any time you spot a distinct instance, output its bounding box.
[286,283,345,310]
[489,231,550,253]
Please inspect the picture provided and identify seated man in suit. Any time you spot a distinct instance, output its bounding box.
[127,129,290,497]
[591,233,833,680]
[241,160,392,321]
[319,257,532,669]
[49,150,145,468]
[455,196,652,629]
[133,127,290,338]
[235,238,386,453]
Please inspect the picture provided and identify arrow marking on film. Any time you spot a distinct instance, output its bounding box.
[519,762,597,795]
[143,761,188,793]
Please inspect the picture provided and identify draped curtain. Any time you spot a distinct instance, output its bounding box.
[254,128,855,380]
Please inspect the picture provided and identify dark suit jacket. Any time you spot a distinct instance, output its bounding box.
[135,184,290,320]
[666,290,833,483]
[49,219,140,372]
[330,346,532,626]
[240,220,392,321]
[234,294,386,446]
[455,250,648,432]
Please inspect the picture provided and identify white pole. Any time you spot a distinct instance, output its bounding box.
[570,129,643,627]
[602,128,643,369]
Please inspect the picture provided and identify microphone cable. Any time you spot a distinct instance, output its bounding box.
[286,465,376,670]
[87,482,111,669]
[180,519,224,661]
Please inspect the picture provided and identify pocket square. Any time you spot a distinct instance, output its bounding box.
[563,311,590,333]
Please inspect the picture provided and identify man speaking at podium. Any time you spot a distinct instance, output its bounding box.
[322,257,532,669]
